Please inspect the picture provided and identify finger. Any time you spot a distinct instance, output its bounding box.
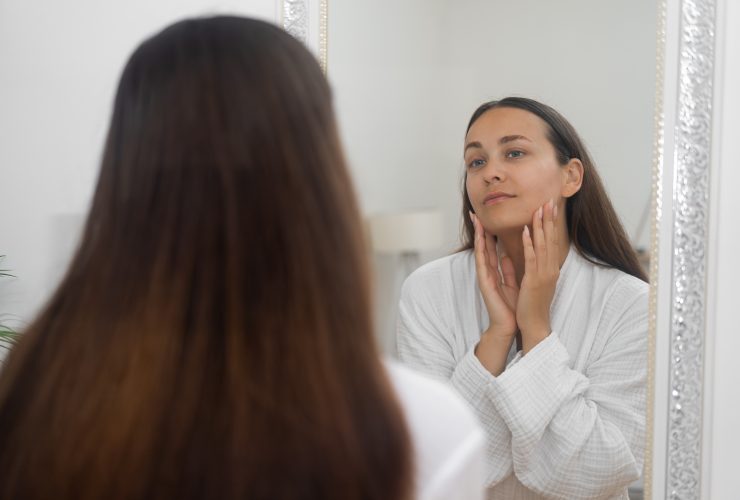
[532,204,546,270]
[522,225,536,277]
[470,212,490,281]
[543,198,558,270]
[476,215,503,288]
[484,231,501,280]
[543,199,554,243]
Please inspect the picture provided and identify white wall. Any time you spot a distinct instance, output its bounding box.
[0,1,279,334]
[436,0,657,250]
[328,0,455,353]
[329,0,452,217]
[329,0,657,353]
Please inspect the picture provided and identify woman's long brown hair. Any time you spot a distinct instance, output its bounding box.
[460,97,648,282]
[0,17,412,500]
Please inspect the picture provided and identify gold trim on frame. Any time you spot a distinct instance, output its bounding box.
[644,0,668,498]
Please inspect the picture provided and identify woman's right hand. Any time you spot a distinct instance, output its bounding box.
[470,212,519,375]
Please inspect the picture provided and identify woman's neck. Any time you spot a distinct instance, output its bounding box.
[495,224,571,286]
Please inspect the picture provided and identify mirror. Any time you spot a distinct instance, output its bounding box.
[328,1,658,498]
[1,0,724,496]
[329,0,657,345]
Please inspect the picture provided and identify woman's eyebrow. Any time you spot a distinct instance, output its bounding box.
[499,134,532,144]
[465,135,532,153]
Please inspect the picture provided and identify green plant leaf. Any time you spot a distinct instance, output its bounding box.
[0,326,20,349]
[1,256,20,354]
[0,255,15,277]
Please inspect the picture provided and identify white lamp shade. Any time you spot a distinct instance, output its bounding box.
[367,210,443,254]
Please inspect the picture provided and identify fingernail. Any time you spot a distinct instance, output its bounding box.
[523,225,530,237]
[554,204,558,219]
[538,206,543,220]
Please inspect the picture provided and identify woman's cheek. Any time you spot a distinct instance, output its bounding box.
[465,181,480,208]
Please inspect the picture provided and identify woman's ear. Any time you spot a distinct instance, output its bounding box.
[561,158,584,198]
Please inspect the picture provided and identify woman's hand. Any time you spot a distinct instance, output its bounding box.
[517,199,560,353]
[470,212,519,375]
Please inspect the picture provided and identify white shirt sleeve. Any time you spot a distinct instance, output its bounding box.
[385,360,487,500]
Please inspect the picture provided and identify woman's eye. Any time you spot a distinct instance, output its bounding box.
[468,158,485,169]
[506,150,525,159]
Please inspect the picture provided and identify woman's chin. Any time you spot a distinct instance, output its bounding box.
[482,221,528,238]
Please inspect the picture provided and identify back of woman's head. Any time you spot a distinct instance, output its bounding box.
[460,96,647,282]
[0,16,411,500]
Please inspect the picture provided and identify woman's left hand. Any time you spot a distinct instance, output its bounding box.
[516,199,560,353]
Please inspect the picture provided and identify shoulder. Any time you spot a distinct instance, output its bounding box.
[573,251,649,308]
[400,250,474,301]
[384,359,485,496]
[569,253,650,350]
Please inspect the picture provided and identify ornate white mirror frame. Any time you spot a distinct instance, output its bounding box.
[281,0,725,498]
[280,0,328,72]
[649,0,722,498]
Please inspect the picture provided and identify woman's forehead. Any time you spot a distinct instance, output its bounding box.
[466,107,549,145]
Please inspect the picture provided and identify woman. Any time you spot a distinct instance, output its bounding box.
[397,97,648,500]
[0,17,484,500]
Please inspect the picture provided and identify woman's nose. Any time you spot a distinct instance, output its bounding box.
[483,160,505,183]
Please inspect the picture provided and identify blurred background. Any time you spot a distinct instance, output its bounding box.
[329,0,657,354]
[0,0,656,362]
[0,0,281,355]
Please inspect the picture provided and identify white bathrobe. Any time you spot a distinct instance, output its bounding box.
[397,246,648,500]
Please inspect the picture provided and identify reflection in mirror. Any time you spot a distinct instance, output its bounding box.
[330,1,657,498]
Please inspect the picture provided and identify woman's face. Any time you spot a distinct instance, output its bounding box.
[464,107,574,235]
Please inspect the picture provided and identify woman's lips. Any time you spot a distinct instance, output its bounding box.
[483,193,515,205]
